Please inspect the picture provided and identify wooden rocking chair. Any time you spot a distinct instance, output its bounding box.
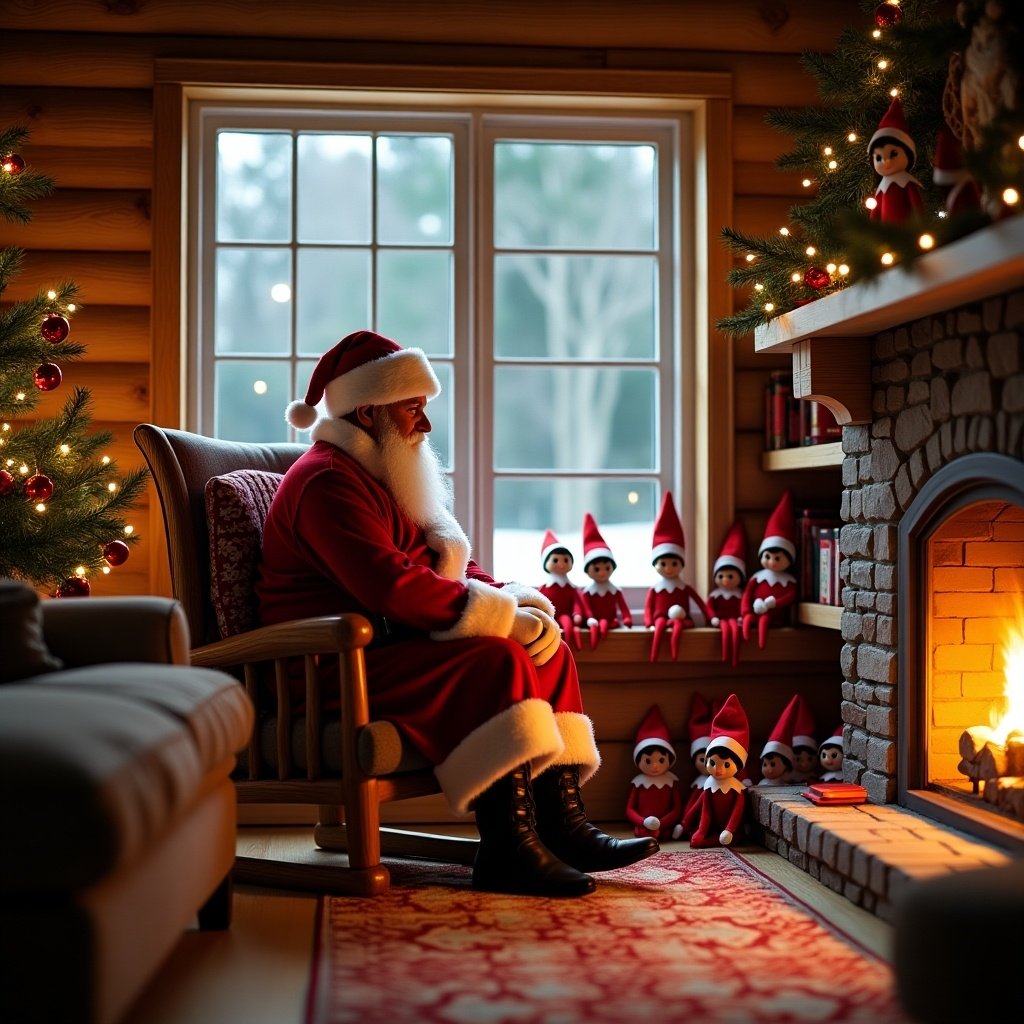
[134,423,477,896]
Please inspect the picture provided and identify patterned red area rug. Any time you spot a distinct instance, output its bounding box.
[305,849,909,1023]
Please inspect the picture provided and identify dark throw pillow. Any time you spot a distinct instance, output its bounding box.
[0,578,64,682]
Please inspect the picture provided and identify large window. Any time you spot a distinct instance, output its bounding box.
[190,102,690,595]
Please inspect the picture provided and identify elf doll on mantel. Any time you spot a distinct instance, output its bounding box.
[757,694,801,787]
[537,530,590,651]
[579,513,632,650]
[625,704,685,842]
[741,490,798,650]
[705,518,747,667]
[644,491,710,662]
[678,692,717,839]
[683,693,750,849]
[819,727,845,782]
[788,695,819,783]
[867,96,925,224]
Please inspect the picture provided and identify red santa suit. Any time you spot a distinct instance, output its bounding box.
[539,575,589,651]
[257,333,600,816]
[583,582,632,630]
[741,490,797,650]
[741,567,796,633]
[869,171,925,223]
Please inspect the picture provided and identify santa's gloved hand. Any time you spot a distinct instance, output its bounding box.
[509,608,544,647]
[643,815,661,831]
[719,829,734,846]
[518,606,561,666]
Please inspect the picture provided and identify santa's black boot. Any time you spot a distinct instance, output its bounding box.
[472,764,596,897]
[533,764,660,872]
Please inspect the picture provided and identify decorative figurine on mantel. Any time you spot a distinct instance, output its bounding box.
[537,529,589,651]
[625,704,685,842]
[867,95,925,224]
[644,491,710,662]
[789,695,820,783]
[741,490,798,650]
[819,727,845,782]
[679,692,717,838]
[706,518,747,667]
[684,693,750,849]
[932,125,982,217]
[757,694,800,787]
[579,512,632,650]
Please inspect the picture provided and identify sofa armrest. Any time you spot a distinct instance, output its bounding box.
[42,597,191,667]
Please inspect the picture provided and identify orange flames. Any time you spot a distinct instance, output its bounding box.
[992,619,1024,746]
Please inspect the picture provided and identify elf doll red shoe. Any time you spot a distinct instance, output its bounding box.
[579,512,632,650]
[678,692,717,839]
[683,693,750,849]
[757,694,800,787]
[741,490,798,650]
[819,727,845,782]
[706,518,747,667]
[537,529,589,651]
[625,704,685,842]
[867,96,925,224]
[789,694,819,783]
[644,491,710,662]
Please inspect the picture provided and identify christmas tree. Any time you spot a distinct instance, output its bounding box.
[1,125,147,595]
[717,0,1022,338]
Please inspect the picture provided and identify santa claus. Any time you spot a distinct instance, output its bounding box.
[867,96,925,224]
[257,330,658,897]
[579,512,632,650]
[741,489,798,650]
[624,704,685,842]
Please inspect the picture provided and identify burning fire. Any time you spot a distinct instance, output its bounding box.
[992,620,1024,746]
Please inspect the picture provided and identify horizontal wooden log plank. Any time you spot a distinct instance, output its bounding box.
[81,570,151,598]
[31,363,150,422]
[25,146,152,191]
[3,191,151,252]
[66,306,152,363]
[732,194,798,239]
[0,88,151,148]
[0,1,864,55]
[734,161,811,199]
[733,105,796,164]
[734,429,839,509]
[6,252,151,306]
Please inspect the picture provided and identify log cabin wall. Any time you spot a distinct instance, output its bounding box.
[0,0,858,598]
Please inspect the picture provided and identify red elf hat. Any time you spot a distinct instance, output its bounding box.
[791,694,817,751]
[713,518,747,577]
[540,529,570,566]
[819,726,844,752]
[687,692,714,757]
[868,96,917,169]
[581,513,615,569]
[932,125,968,185]
[633,704,676,765]
[708,693,749,767]
[651,491,686,564]
[759,489,796,560]
[760,694,799,763]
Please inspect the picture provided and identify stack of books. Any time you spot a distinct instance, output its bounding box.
[764,372,842,450]
[802,782,868,806]
[795,507,844,605]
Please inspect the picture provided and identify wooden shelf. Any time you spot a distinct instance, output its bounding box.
[797,602,842,631]
[762,441,844,471]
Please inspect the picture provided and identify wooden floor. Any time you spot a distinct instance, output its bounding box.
[122,826,893,1024]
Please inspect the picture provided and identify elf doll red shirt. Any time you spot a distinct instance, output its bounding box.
[579,513,631,649]
[626,705,685,841]
[537,530,590,651]
[741,489,797,650]
[867,96,924,225]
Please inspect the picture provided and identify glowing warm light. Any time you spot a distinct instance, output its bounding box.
[35,503,46,513]
[918,233,936,250]
[47,290,56,301]
[74,566,86,578]
[827,160,838,170]
[627,491,639,505]
[15,392,26,401]
[890,88,899,97]
[764,302,775,313]
[826,263,837,273]
[101,455,111,465]
[102,566,111,574]
[847,132,857,143]
[779,227,790,236]
[881,252,895,266]
[1018,135,1024,151]
[270,283,291,303]
[937,210,949,219]
[865,196,878,211]
[805,246,816,257]
[991,624,1024,745]
[791,272,802,282]
[872,29,882,39]
[253,379,268,395]
[66,304,76,313]
[878,60,889,70]
[1,423,8,431]
[745,253,756,262]
[107,482,118,493]
[1003,188,1020,206]
[754,283,764,291]
[823,146,833,157]
[802,178,812,188]
[18,464,28,475]
[838,264,850,276]
[59,444,70,455]
[124,525,134,536]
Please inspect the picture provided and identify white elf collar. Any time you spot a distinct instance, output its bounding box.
[752,568,795,586]
[585,580,619,597]
[876,170,921,193]
[708,586,742,599]
[690,772,708,789]
[652,578,684,594]
[631,771,680,789]
[820,771,844,781]
[702,775,746,795]
[545,573,574,587]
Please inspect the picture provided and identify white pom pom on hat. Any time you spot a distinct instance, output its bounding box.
[285,330,441,431]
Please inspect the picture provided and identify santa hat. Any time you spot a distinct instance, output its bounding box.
[759,489,796,560]
[713,519,747,577]
[791,694,817,751]
[868,97,917,169]
[707,693,749,768]
[651,491,686,564]
[760,694,799,764]
[932,125,969,186]
[633,704,676,765]
[540,529,570,567]
[819,726,844,751]
[285,330,440,431]
[581,513,615,568]
[687,692,714,757]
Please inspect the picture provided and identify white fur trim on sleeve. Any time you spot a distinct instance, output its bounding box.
[429,578,517,641]
[500,581,556,617]
[551,711,601,784]
[424,512,471,581]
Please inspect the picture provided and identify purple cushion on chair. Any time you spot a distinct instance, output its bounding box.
[204,469,282,638]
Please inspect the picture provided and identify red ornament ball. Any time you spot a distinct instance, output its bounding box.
[40,313,71,344]
[102,539,131,566]
[24,473,54,502]
[874,1,903,27]
[33,362,63,391]
[804,266,832,290]
[0,469,14,495]
[56,576,91,598]
[2,152,26,175]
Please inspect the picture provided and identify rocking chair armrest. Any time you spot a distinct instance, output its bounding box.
[189,613,374,669]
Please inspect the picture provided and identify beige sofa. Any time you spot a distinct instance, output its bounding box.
[0,583,254,1024]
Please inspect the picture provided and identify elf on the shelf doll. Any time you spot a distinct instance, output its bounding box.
[625,704,685,842]
[788,694,819,783]
[741,489,798,650]
[867,96,925,224]
[537,530,590,651]
[683,693,750,849]
[579,512,632,650]
[678,692,717,839]
[644,491,710,662]
[819,727,845,782]
[932,125,982,218]
[706,518,747,667]
[757,694,800,787]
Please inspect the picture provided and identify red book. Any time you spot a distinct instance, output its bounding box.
[802,782,867,806]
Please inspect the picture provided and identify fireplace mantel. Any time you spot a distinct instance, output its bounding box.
[753,217,1024,426]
